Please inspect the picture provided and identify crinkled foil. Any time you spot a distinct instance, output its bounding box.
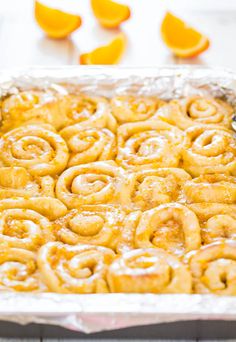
[1,66,236,333]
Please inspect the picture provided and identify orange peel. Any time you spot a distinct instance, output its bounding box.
[161,12,210,58]
[35,1,82,39]
[80,33,126,65]
[91,0,130,29]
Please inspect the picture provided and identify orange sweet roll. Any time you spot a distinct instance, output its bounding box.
[107,248,192,293]
[0,167,55,199]
[183,174,236,204]
[157,97,233,130]
[182,126,236,177]
[54,204,140,253]
[116,120,187,170]
[59,94,117,132]
[186,240,236,295]
[60,125,116,167]
[56,161,125,208]
[0,90,59,133]
[0,197,67,250]
[120,168,191,211]
[0,246,46,292]
[189,203,236,245]
[37,242,115,293]
[135,203,201,257]
[0,124,69,176]
[110,96,166,124]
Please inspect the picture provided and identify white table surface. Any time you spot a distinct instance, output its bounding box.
[1,0,236,69]
[1,0,236,340]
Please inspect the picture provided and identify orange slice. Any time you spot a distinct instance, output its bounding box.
[80,33,126,65]
[35,1,82,39]
[91,0,130,29]
[161,12,210,58]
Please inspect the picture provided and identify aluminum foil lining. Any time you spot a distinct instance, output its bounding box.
[0,66,236,333]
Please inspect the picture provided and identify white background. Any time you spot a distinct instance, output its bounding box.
[1,0,236,69]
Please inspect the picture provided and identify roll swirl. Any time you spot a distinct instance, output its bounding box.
[56,161,124,208]
[0,90,57,133]
[107,248,192,293]
[189,203,236,244]
[0,246,44,292]
[157,97,233,130]
[110,96,165,124]
[37,242,115,293]
[61,94,117,132]
[135,203,201,256]
[55,205,140,253]
[121,168,191,211]
[182,126,236,177]
[0,125,69,176]
[183,174,236,204]
[116,120,187,170]
[187,240,236,295]
[60,126,116,167]
[0,208,54,251]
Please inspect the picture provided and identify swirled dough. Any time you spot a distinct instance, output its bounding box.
[183,126,236,177]
[135,203,201,256]
[183,174,236,204]
[37,242,115,293]
[56,161,125,208]
[107,248,192,293]
[0,124,69,176]
[189,203,236,244]
[111,96,165,124]
[120,168,191,211]
[187,240,236,295]
[0,246,45,291]
[116,120,187,170]
[60,126,116,167]
[157,97,233,130]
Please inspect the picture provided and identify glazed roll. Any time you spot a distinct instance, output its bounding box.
[54,204,140,252]
[0,246,44,292]
[0,90,57,133]
[182,126,236,177]
[189,203,236,244]
[110,96,165,124]
[107,248,192,293]
[0,207,54,250]
[60,126,116,167]
[120,168,191,211]
[37,242,115,293]
[61,94,117,132]
[0,167,55,199]
[0,196,66,250]
[56,161,125,208]
[0,124,69,176]
[135,203,201,256]
[187,240,236,295]
[183,174,236,204]
[157,97,233,130]
[116,120,187,170]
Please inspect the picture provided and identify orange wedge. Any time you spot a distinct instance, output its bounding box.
[161,12,210,58]
[35,1,82,39]
[91,0,130,28]
[80,33,126,65]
